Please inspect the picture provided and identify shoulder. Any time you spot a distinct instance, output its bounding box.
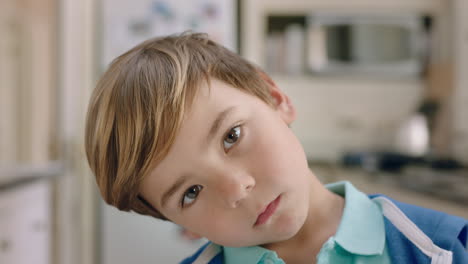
[370,194,467,242]
[180,242,224,264]
[370,194,468,263]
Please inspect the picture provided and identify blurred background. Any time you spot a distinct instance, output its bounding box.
[1,0,467,263]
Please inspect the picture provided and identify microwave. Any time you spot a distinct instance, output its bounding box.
[306,13,429,77]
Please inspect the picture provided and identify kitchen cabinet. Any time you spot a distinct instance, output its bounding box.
[0,180,51,264]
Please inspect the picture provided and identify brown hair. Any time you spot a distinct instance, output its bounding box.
[85,32,275,220]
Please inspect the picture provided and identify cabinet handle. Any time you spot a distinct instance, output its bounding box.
[0,239,10,252]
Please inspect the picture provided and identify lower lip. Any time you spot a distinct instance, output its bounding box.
[255,195,281,226]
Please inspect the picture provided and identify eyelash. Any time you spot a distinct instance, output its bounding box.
[223,125,242,152]
[181,185,203,208]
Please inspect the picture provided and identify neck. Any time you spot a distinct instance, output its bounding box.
[265,176,345,264]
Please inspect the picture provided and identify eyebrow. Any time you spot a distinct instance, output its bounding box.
[161,174,188,208]
[206,106,237,143]
[160,107,237,209]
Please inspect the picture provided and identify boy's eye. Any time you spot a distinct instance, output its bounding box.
[223,126,241,151]
[181,185,203,208]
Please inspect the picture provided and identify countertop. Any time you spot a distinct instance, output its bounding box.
[310,163,468,219]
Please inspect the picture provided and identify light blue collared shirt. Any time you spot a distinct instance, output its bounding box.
[222,181,391,264]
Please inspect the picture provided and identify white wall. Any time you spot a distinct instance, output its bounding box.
[276,76,424,161]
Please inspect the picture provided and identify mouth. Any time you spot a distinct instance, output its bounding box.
[255,195,281,226]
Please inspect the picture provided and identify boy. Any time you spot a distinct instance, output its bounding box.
[85,32,468,264]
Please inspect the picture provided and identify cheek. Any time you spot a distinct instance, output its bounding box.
[174,204,237,233]
[248,122,306,177]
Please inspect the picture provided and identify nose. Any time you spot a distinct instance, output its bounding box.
[216,171,255,208]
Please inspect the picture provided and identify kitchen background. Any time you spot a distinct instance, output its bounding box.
[0,0,467,263]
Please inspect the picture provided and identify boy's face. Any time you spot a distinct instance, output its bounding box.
[141,78,316,247]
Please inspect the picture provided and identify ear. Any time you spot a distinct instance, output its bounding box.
[258,70,296,124]
[269,83,297,125]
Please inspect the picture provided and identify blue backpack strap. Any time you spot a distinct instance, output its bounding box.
[180,242,224,264]
[180,242,211,264]
[370,194,468,264]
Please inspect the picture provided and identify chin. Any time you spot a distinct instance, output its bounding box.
[272,211,307,240]
[210,237,249,248]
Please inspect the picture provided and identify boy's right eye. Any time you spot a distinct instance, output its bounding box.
[181,185,203,208]
[223,125,241,151]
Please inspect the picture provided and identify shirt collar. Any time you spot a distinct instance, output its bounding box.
[223,246,281,264]
[326,181,386,255]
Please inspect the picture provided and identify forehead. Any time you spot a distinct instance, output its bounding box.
[151,79,255,170]
[185,78,254,122]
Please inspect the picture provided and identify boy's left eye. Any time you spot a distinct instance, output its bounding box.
[223,126,241,151]
[181,185,203,208]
